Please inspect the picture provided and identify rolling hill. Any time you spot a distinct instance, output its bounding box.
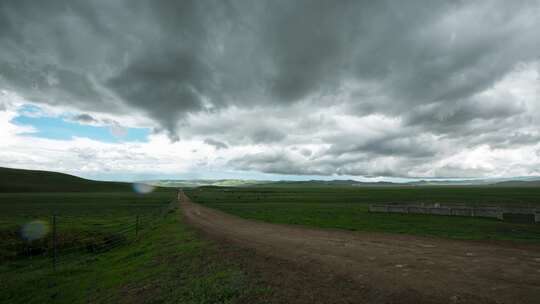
[0,167,132,192]
[2,166,539,193]
[490,180,540,187]
[146,177,540,188]
[143,179,268,188]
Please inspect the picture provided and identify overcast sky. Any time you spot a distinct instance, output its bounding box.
[1,0,540,181]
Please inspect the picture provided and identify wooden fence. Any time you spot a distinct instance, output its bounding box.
[368,203,540,223]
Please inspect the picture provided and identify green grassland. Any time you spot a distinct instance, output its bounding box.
[2,165,540,302]
[0,167,133,193]
[0,190,176,261]
[185,186,540,242]
[0,167,263,303]
[1,207,264,304]
[0,191,174,216]
[0,167,175,258]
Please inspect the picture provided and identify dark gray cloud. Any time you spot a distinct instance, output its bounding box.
[328,135,438,159]
[71,113,98,124]
[107,49,210,132]
[1,0,540,177]
[228,149,427,177]
[204,138,228,150]
[229,150,329,176]
[250,128,287,144]
[300,148,312,157]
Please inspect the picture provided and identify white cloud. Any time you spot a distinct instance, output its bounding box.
[1,2,540,180]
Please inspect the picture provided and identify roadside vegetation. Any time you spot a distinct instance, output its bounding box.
[0,168,264,303]
[185,186,540,242]
[1,204,263,303]
[3,166,539,303]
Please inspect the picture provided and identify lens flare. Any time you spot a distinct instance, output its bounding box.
[20,220,49,241]
[132,182,155,194]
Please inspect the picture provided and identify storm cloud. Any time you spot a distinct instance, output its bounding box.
[1,0,540,178]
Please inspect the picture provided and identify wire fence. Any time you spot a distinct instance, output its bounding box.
[0,199,178,274]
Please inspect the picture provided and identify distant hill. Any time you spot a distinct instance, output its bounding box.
[490,180,540,187]
[145,179,406,188]
[144,177,540,188]
[0,167,131,192]
[259,180,402,187]
[407,177,540,187]
[143,179,268,188]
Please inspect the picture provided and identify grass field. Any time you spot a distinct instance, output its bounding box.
[0,167,133,193]
[0,167,266,303]
[0,190,175,261]
[3,165,540,302]
[1,206,265,303]
[0,167,175,259]
[185,186,540,242]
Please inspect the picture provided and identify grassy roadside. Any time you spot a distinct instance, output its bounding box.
[0,207,265,304]
[185,187,540,243]
[0,191,175,217]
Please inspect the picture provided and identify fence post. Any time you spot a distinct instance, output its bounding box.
[135,215,140,238]
[52,214,57,272]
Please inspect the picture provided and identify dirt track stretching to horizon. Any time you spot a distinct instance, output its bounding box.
[180,191,540,304]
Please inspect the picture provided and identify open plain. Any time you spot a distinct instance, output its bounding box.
[183,190,540,303]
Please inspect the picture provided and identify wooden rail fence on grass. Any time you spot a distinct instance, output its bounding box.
[368,203,540,223]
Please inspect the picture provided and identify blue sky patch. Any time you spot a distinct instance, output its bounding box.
[18,104,42,115]
[12,105,150,143]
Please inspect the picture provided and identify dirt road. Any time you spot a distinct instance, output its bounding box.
[180,192,540,304]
